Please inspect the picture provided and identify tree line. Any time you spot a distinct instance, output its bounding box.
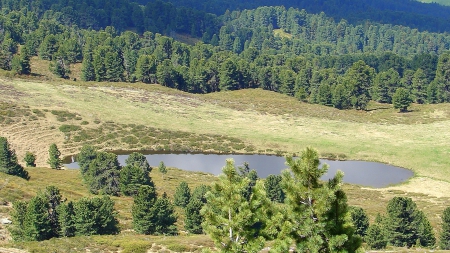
[6,146,450,251]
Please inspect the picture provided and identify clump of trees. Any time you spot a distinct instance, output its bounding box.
[9,186,119,241]
[132,186,177,235]
[365,196,436,249]
[77,146,154,196]
[0,137,29,180]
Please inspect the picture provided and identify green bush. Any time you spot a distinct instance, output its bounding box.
[59,124,81,133]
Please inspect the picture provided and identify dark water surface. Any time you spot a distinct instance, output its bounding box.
[64,153,414,188]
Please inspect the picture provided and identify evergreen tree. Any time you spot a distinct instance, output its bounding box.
[174,181,191,207]
[349,206,369,238]
[24,151,36,167]
[81,45,96,81]
[384,196,435,248]
[184,198,204,234]
[153,193,178,235]
[191,184,211,203]
[57,201,75,237]
[43,186,62,238]
[86,152,121,195]
[264,174,285,203]
[47,143,62,170]
[440,206,450,250]
[105,51,124,82]
[119,152,153,196]
[412,68,428,104]
[9,200,28,241]
[392,87,412,112]
[366,223,387,249]
[272,147,361,252]
[343,60,374,110]
[73,196,119,236]
[0,137,29,179]
[158,161,167,178]
[11,46,31,75]
[49,57,70,79]
[132,185,158,234]
[23,195,52,241]
[416,210,436,247]
[135,54,157,83]
[201,159,272,252]
[77,145,97,176]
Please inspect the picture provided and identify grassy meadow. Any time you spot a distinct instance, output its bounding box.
[1,60,450,251]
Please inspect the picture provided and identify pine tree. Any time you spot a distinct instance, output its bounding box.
[343,60,374,110]
[366,223,387,249]
[174,181,191,207]
[191,184,210,203]
[272,147,361,252]
[0,137,29,179]
[23,195,52,241]
[264,174,285,203]
[392,88,412,112]
[9,200,28,241]
[201,159,272,252]
[43,186,62,238]
[77,145,98,176]
[440,206,450,250]
[86,152,121,195]
[184,198,204,234]
[119,152,153,196]
[384,196,435,248]
[158,161,167,178]
[350,206,369,238]
[132,185,158,234]
[81,45,96,81]
[47,143,62,170]
[24,151,36,167]
[57,201,75,237]
[73,196,119,236]
[153,193,178,235]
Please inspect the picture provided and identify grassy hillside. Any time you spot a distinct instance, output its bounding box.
[2,62,450,251]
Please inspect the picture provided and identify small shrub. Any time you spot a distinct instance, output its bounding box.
[59,124,82,133]
[81,121,89,125]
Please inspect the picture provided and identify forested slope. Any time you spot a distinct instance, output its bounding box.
[133,0,450,33]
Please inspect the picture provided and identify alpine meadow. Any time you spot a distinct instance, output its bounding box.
[1,0,450,252]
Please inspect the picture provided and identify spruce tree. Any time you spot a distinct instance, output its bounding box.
[174,181,191,207]
[440,206,450,250]
[47,143,62,170]
[132,185,157,234]
[392,88,412,112]
[191,184,210,203]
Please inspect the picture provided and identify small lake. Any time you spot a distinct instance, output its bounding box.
[64,153,414,188]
